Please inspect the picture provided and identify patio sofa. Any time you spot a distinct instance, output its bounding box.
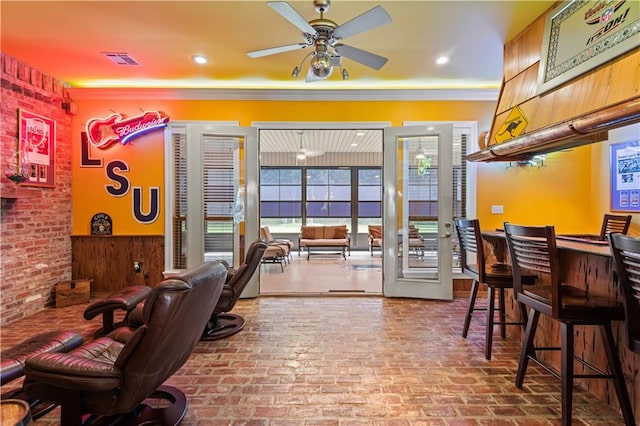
[298,225,351,260]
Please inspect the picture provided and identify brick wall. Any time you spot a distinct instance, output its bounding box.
[0,53,74,325]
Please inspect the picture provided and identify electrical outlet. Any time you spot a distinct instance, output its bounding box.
[491,205,504,214]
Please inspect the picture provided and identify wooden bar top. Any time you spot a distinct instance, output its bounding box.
[481,230,611,258]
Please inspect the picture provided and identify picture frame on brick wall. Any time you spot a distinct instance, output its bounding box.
[18,109,56,187]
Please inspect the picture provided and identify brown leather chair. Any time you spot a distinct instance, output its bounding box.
[1,330,84,420]
[201,239,268,340]
[504,223,634,426]
[609,233,640,355]
[85,240,268,342]
[454,218,532,360]
[23,261,228,425]
[83,285,152,338]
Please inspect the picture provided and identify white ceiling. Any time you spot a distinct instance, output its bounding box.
[0,1,554,94]
[1,1,554,154]
[260,128,382,153]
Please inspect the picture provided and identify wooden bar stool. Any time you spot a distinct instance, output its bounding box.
[609,233,640,354]
[454,218,532,360]
[504,223,635,426]
[601,214,632,239]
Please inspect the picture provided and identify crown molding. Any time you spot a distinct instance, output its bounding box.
[67,87,499,101]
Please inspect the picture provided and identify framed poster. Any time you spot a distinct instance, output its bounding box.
[610,140,640,212]
[537,0,640,95]
[18,109,56,187]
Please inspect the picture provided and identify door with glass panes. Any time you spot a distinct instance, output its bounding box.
[383,124,454,300]
[166,123,259,297]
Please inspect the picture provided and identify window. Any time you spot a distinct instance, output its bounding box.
[260,166,382,232]
[357,168,382,233]
[260,168,302,218]
[306,168,351,220]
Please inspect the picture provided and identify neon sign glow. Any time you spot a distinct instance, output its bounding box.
[86,111,170,149]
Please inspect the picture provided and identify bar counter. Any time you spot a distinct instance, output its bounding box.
[481,230,639,417]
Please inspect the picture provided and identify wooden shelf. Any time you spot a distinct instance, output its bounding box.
[1,186,37,199]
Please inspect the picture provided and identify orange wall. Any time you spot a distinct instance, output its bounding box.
[476,124,640,235]
[71,98,496,235]
[476,146,595,233]
[72,96,636,237]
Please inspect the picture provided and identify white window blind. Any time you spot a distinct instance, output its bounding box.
[171,129,188,269]
[202,136,236,257]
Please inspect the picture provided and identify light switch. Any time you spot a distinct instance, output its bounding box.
[491,205,504,214]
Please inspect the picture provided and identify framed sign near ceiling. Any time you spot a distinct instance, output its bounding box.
[610,140,640,212]
[537,0,640,95]
[18,109,56,187]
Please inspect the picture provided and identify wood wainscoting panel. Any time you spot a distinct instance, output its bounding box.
[71,235,164,296]
[503,13,545,81]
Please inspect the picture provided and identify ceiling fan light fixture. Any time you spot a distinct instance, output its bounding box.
[309,52,333,79]
[296,152,307,160]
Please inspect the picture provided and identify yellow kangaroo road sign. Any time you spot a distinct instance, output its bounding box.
[495,106,528,144]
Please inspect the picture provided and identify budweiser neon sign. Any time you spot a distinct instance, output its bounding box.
[86,111,170,149]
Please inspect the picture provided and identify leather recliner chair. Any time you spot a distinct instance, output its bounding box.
[22,261,228,425]
[201,239,268,340]
[84,240,269,342]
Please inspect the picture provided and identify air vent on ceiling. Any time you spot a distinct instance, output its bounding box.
[102,52,139,66]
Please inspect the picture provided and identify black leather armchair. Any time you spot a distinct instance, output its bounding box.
[23,261,227,425]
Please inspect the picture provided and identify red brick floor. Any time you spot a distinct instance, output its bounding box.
[0,296,629,425]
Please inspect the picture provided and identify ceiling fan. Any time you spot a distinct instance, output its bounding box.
[247,0,392,82]
[296,131,324,160]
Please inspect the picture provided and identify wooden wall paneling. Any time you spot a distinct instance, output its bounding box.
[503,42,521,83]
[71,236,165,296]
[487,0,639,157]
[495,64,540,115]
[517,16,545,75]
[495,76,516,115]
[503,14,545,81]
[606,50,640,104]
[491,52,639,145]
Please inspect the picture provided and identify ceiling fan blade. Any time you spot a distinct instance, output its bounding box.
[247,43,309,58]
[335,44,388,70]
[268,2,317,36]
[333,5,392,40]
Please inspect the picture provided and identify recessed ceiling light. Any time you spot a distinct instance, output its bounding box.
[435,56,449,65]
[351,143,358,147]
[356,131,365,136]
[192,55,208,64]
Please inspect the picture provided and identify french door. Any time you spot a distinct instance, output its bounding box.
[167,122,462,300]
[382,124,454,300]
[165,123,259,297]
